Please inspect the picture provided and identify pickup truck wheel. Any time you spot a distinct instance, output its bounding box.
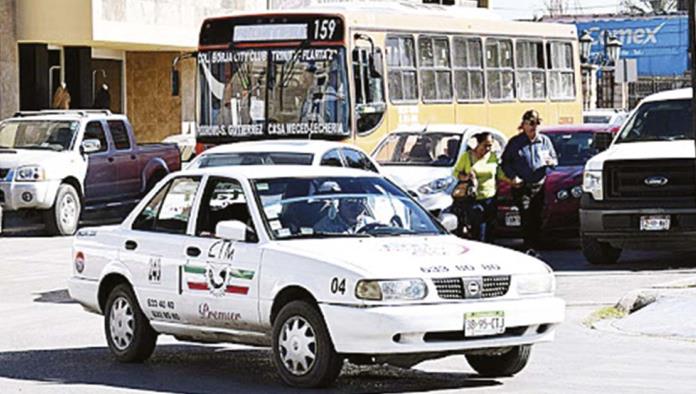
[582,235,622,265]
[272,301,343,388]
[104,284,157,363]
[466,345,532,377]
[44,184,81,236]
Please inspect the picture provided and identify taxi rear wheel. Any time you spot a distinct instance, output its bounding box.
[271,301,343,388]
[466,345,531,377]
[104,284,157,363]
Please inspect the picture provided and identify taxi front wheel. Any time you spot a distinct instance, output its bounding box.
[104,284,158,363]
[466,345,531,377]
[271,301,343,388]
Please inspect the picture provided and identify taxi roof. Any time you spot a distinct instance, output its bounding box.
[178,164,378,181]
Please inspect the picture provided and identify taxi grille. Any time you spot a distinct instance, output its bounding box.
[0,169,9,180]
[432,276,511,299]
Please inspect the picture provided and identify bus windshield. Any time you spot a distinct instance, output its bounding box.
[198,47,350,142]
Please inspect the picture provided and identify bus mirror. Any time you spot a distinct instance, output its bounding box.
[171,68,180,96]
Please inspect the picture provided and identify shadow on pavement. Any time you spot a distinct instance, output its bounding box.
[0,345,500,393]
[33,289,76,304]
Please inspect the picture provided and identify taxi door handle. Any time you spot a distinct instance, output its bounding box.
[186,246,201,257]
[125,240,138,250]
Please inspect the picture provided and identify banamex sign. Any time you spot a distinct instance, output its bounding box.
[575,16,688,76]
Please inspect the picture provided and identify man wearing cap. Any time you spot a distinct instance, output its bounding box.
[501,110,558,254]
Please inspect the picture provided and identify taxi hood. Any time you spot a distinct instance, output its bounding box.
[381,166,452,193]
[266,235,550,278]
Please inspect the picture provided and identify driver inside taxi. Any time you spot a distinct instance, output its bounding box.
[313,197,370,234]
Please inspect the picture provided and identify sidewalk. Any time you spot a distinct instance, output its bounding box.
[590,277,696,341]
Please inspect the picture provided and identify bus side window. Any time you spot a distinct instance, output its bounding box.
[353,46,386,135]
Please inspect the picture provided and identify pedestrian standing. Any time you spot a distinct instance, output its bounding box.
[501,110,557,254]
[452,132,508,243]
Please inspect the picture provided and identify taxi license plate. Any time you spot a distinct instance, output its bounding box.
[464,311,505,337]
[640,215,670,231]
[505,212,521,227]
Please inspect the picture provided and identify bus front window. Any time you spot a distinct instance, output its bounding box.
[198,48,350,140]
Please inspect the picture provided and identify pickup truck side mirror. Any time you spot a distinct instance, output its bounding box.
[216,220,252,242]
[81,139,102,154]
[592,132,613,152]
[439,213,458,232]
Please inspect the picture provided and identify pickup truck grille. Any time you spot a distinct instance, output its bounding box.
[432,276,511,299]
[605,159,696,200]
[0,168,9,180]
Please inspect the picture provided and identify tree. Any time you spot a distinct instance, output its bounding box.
[620,0,679,14]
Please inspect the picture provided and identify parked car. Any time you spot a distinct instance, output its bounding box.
[581,88,695,264]
[68,165,564,388]
[496,124,613,240]
[583,109,628,133]
[187,139,380,173]
[0,110,181,235]
[371,124,507,216]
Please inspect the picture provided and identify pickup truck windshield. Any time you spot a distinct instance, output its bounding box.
[198,47,349,142]
[616,99,693,143]
[190,152,314,168]
[373,132,463,167]
[253,176,445,239]
[0,120,78,151]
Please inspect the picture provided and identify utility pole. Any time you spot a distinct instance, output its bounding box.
[689,0,696,184]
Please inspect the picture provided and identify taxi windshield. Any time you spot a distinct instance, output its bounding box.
[373,132,463,167]
[252,176,445,239]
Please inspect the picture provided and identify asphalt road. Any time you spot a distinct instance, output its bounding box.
[1,236,696,393]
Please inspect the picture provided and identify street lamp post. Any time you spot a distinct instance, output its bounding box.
[579,29,622,109]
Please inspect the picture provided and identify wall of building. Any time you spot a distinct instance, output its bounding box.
[0,0,19,119]
[126,52,184,142]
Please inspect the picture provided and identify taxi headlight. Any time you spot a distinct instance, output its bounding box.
[355,279,428,301]
[14,165,45,182]
[516,273,555,295]
[418,177,455,195]
[582,170,603,201]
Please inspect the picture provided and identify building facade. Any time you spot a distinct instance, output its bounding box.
[1,0,487,141]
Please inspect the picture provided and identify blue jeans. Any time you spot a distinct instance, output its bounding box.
[466,197,496,243]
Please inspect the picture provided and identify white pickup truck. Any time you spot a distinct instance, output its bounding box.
[581,88,695,264]
[68,165,564,388]
[0,110,181,235]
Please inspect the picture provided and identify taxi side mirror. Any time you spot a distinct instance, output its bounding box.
[216,220,248,242]
[439,213,458,232]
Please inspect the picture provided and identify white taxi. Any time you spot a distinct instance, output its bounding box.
[68,165,564,388]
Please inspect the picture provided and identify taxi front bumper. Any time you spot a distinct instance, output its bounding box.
[320,295,564,354]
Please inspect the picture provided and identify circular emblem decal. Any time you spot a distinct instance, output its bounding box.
[206,263,230,297]
[466,281,480,296]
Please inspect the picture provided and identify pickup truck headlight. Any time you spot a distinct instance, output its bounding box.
[355,279,428,301]
[516,273,555,295]
[418,177,455,195]
[14,165,45,182]
[582,170,603,201]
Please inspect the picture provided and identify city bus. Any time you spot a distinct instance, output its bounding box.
[193,2,582,152]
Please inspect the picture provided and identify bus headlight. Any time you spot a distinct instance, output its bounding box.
[356,279,428,301]
[516,273,555,295]
[582,170,603,201]
[418,177,455,195]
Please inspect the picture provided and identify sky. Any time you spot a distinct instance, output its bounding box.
[490,0,625,20]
